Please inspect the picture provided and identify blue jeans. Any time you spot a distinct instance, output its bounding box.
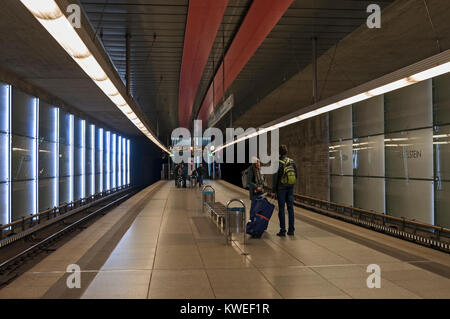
[277,188,295,233]
[198,175,204,187]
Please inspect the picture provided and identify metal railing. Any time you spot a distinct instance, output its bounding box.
[0,185,131,243]
[293,193,450,253]
[0,190,135,282]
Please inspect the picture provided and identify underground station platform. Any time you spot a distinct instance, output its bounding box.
[1,180,449,300]
[1,0,450,313]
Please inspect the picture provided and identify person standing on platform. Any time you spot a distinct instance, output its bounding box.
[198,163,205,188]
[174,164,181,187]
[272,145,297,237]
[247,157,264,200]
[181,162,188,188]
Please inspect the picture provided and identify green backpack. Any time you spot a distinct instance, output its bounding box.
[280,158,296,186]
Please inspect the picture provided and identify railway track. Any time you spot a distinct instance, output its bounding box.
[0,187,139,288]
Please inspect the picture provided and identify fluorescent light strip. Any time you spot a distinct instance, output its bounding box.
[118,136,122,187]
[99,128,103,192]
[90,124,95,196]
[81,120,86,198]
[122,138,127,185]
[69,114,74,203]
[112,134,116,189]
[20,0,170,154]
[8,86,11,224]
[127,139,130,185]
[34,98,38,215]
[213,61,450,153]
[54,107,59,207]
[105,131,110,190]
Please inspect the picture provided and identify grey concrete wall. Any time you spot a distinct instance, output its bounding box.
[266,114,330,201]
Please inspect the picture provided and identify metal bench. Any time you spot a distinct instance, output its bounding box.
[204,201,227,230]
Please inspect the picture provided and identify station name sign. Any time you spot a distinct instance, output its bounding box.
[207,94,234,128]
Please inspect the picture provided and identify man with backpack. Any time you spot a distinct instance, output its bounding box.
[272,145,297,237]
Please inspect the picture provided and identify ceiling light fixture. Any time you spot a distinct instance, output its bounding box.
[20,0,170,154]
[213,59,450,153]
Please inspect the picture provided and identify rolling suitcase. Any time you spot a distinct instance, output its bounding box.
[246,195,275,238]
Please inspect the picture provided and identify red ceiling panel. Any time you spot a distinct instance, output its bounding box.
[197,0,294,126]
[178,0,229,128]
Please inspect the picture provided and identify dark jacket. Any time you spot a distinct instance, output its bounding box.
[272,156,297,193]
[181,165,188,177]
[247,165,264,200]
[174,165,181,178]
[197,166,206,177]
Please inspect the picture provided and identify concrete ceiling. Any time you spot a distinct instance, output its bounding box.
[79,0,392,137]
[2,0,448,145]
[233,0,450,129]
[0,0,142,137]
[192,0,395,131]
[80,0,189,143]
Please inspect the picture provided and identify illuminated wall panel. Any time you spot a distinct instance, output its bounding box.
[329,140,353,176]
[122,137,126,186]
[353,135,385,178]
[354,177,385,214]
[436,181,450,228]
[38,101,58,210]
[111,133,116,189]
[330,105,352,142]
[127,139,130,185]
[353,95,384,138]
[434,74,450,227]
[74,118,86,200]
[0,83,10,225]
[59,111,74,204]
[117,136,122,187]
[1,80,134,223]
[385,80,433,133]
[330,175,353,207]
[103,131,110,191]
[385,80,434,224]
[385,128,433,180]
[86,124,95,196]
[386,179,434,225]
[95,128,103,193]
[11,88,37,220]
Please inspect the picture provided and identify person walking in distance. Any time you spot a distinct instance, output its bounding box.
[272,145,297,236]
[181,162,188,188]
[198,163,205,188]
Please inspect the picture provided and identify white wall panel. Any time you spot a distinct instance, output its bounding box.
[386,179,434,225]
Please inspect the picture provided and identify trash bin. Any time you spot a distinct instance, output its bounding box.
[227,207,245,234]
[226,199,247,252]
[202,185,215,213]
